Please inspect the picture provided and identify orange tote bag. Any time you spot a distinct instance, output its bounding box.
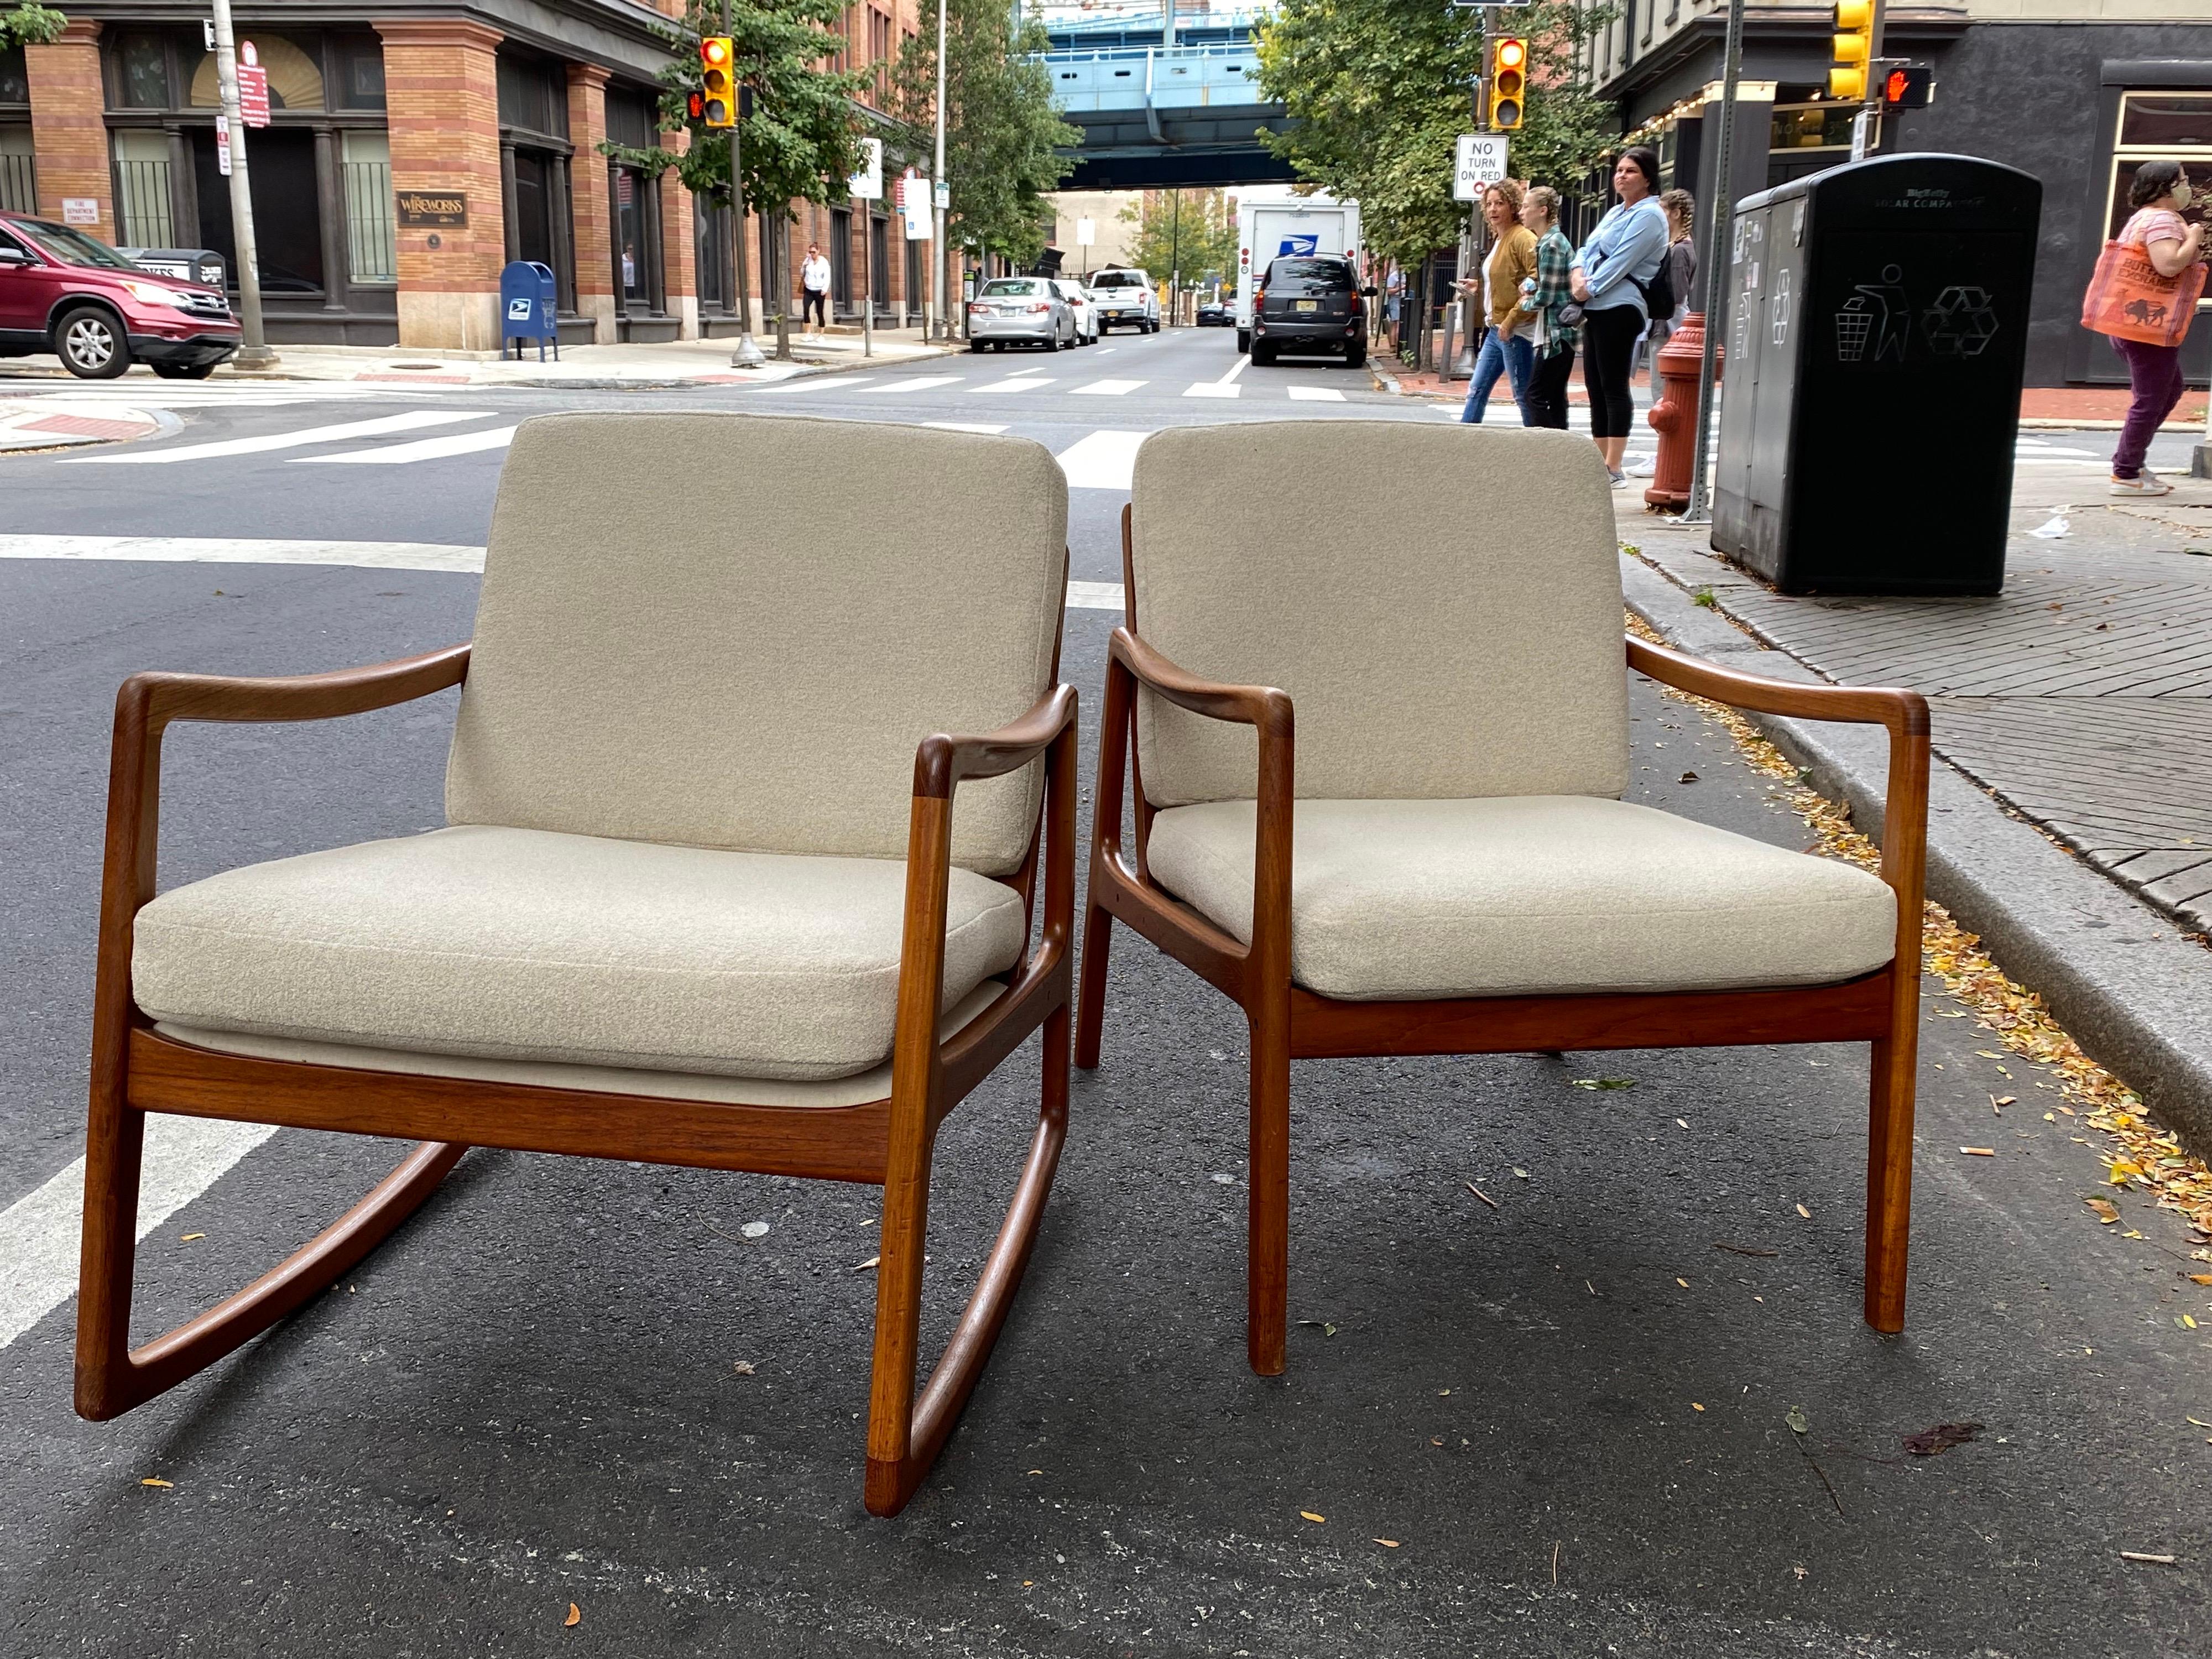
[2083,233,2207,347]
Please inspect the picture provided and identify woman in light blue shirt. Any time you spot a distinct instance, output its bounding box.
[1570,145,1671,484]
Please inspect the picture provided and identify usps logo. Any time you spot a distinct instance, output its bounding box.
[1276,234,1319,256]
[508,298,534,321]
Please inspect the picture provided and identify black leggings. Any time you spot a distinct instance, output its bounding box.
[802,289,828,327]
[1526,345,1575,430]
[1580,304,1644,439]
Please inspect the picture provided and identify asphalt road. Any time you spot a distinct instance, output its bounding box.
[2,336,2206,1657]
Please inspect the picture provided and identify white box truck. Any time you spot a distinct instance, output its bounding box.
[1235,194,1361,354]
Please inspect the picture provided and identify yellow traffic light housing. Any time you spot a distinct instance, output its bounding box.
[1490,35,1526,132]
[700,35,735,128]
[1829,0,1874,102]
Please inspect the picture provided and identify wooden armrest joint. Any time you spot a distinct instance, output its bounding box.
[912,683,1079,800]
[126,643,472,733]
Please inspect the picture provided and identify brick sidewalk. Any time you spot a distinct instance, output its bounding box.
[1624,483,2212,936]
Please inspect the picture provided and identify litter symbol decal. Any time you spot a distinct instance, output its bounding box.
[1923,285,2000,357]
[1835,264,1910,363]
[1772,268,1793,346]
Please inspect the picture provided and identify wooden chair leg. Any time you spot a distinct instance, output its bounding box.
[1863,1032,1917,1333]
[865,1008,1071,1517]
[1073,900,1114,1070]
[1246,1006,1292,1378]
[75,1109,465,1422]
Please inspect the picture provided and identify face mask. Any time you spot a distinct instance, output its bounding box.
[2175,183,2195,209]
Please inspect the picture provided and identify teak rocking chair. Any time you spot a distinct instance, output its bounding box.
[76,413,1078,1516]
[1074,422,1931,1376]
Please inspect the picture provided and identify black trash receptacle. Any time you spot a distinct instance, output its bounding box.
[1712,154,2041,595]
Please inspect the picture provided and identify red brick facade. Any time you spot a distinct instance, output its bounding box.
[565,63,617,340]
[25,21,112,242]
[658,126,697,336]
[375,18,507,350]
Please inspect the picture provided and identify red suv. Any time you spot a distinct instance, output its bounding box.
[0,211,241,379]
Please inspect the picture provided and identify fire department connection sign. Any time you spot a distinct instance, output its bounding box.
[1453,133,1509,201]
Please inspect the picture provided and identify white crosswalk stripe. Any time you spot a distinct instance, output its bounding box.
[1070,379,1146,397]
[295,424,518,464]
[1287,386,1345,402]
[759,375,875,393]
[1183,382,1241,399]
[976,376,1053,393]
[61,409,496,464]
[855,375,964,395]
[924,421,1010,434]
[1053,429,1146,489]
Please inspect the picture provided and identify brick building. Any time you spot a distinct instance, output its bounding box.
[0,0,931,348]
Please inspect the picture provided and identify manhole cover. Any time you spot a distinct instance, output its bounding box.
[392,361,447,370]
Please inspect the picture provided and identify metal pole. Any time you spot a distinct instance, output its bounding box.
[726,0,765,367]
[932,0,949,341]
[863,206,874,357]
[1850,0,1887,163]
[1680,0,1744,524]
[208,0,275,367]
[1168,189,1180,326]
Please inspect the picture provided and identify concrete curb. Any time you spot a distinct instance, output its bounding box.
[1621,550,2212,1161]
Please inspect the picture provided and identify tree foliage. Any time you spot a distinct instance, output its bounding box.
[1,5,70,49]
[601,0,870,221]
[1117,189,1239,288]
[889,0,1077,267]
[1254,0,1618,266]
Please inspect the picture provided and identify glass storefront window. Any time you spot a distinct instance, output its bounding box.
[118,34,170,109]
[112,127,173,246]
[1770,102,1854,153]
[615,166,646,304]
[342,128,396,284]
[1,44,30,106]
[0,124,35,214]
[2107,91,2212,239]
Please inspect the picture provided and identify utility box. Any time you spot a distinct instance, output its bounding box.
[1712,154,2040,595]
[500,260,560,361]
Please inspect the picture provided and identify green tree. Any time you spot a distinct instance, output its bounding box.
[1,4,69,48]
[890,0,1077,268]
[1117,190,1240,289]
[601,0,870,236]
[1254,0,1616,269]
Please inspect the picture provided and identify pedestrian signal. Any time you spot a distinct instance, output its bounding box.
[1828,0,1874,102]
[1881,62,1933,110]
[1490,36,1526,132]
[700,35,735,128]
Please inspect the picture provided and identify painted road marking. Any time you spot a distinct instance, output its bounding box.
[759,375,875,393]
[1068,580,1124,611]
[0,534,486,571]
[1070,379,1146,397]
[297,425,518,464]
[924,421,1011,434]
[978,377,1055,393]
[61,409,495,464]
[1287,386,1347,401]
[1053,429,1146,489]
[855,376,964,395]
[0,1117,278,1352]
[1183,381,1241,399]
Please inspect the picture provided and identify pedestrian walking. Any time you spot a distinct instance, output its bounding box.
[1520,185,1578,431]
[1569,146,1672,485]
[1385,264,1405,351]
[800,241,833,332]
[1457,180,1540,424]
[2084,160,2206,497]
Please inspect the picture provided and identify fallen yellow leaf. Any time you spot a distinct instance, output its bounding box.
[1676,1277,1690,1288]
[2087,1198,2120,1223]
[179,1233,204,1242]
[139,1477,173,1489]
[1692,1402,1706,1412]
[2185,1314,2200,1330]
[2187,1416,2211,1428]
[1374,1538,1401,1548]
[564,1603,581,1627]
[1796,1204,1812,1219]
[852,1255,881,1272]
[2187,1275,2212,1286]
[1961,1147,1996,1157]
[1300,1510,1326,1523]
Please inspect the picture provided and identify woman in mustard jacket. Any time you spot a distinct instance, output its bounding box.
[1457,179,1540,424]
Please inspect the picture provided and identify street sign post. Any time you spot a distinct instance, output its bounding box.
[236,42,269,128]
[848,137,883,358]
[1453,133,1508,202]
[208,0,275,367]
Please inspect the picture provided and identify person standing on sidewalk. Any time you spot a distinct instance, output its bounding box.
[1520,186,1579,431]
[1457,181,1539,424]
[1641,189,1697,372]
[2103,163,2204,497]
[800,242,833,333]
[1571,147,1671,485]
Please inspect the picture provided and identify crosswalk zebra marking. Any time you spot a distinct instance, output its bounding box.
[924,421,1011,434]
[978,377,1055,393]
[854,375,964,395]
[1183,382,1241,399]
[1070,379,1146,397]
[295,425,519,464]
[1053,429,1146,490]
[1287,386,1346,402]
[61,409,497,464]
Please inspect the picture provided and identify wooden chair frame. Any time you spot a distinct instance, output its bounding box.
[1074,507,1931,1374]
[77,640,1078,1520]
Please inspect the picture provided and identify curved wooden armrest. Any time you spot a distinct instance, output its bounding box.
[912,682,1079,799]
[1626,635,1927,738]
[125,644,472,733]
[1110,627,1290,730]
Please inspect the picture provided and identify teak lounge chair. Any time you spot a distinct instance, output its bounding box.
[1074,421,1930,1375]
[76,413,1078,1517]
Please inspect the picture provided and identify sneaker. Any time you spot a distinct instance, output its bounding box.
[2110,474,2173,496]
[1608,468,1629,487]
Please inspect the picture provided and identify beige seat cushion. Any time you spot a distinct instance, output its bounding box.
[451,412,1067,877]
[133,825,1027,1082]
[1144,796,1896,1001]
[1129,422,1628,807]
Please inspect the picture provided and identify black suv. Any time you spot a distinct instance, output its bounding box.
[1249,254,1369,367]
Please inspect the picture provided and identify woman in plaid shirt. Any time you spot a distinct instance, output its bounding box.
[1519,185,1578,430]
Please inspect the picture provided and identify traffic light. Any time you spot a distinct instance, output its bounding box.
[699,35,735,128]
[1489,35,1526,132]
[1828,0,1874,102]
[1881,61,1934,110]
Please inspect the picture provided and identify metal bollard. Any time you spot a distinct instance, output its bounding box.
[1645,312,1722,514]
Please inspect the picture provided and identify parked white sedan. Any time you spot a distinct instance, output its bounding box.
[967,278,1077,352]
[1051,278,1099,345]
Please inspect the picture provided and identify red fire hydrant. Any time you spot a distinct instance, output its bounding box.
[1644,312,1721,513]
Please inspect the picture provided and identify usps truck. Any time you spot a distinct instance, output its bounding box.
[1235,194,1361,354]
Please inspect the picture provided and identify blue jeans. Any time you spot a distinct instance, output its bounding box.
[1459,327,1535,424]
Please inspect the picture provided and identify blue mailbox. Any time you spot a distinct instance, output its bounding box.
[499,260,560,361]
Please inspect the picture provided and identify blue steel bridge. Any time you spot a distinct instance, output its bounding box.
[1039,2,1293,189]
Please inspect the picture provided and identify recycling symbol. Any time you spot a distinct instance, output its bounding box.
[1923,285,2000,358]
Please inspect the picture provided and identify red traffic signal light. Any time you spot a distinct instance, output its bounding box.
[699,35,735,127]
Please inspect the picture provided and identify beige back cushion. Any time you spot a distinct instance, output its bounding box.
[1129,421,1629,806]
[448,413,1067,875]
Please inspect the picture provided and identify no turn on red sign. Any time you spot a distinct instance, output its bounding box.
[1453,133,1509,201]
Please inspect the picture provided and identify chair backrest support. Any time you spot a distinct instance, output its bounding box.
[1128,421,1629,807]
[448,411,1068,876]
